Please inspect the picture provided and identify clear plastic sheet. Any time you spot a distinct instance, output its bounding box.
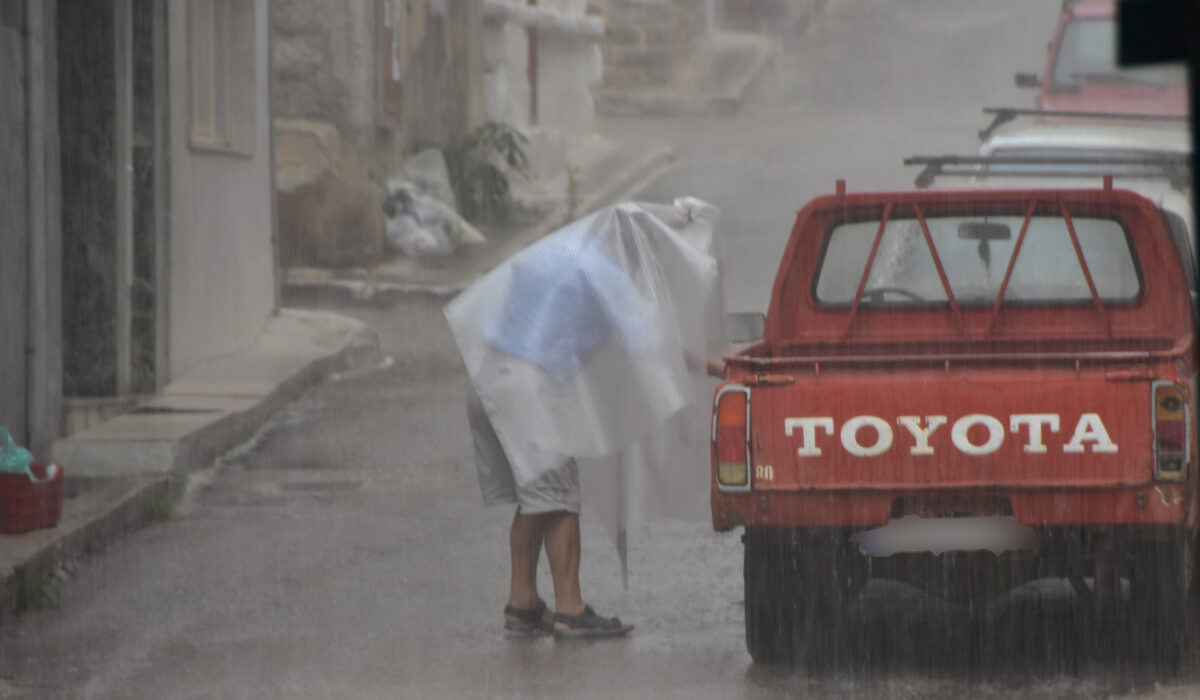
[446,198,724,569]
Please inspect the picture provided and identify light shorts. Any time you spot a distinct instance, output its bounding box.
[466,380,581,514]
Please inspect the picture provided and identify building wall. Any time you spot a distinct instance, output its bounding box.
[481,1,604,134]
[165,0,276,379]
[271,0,484,177]
[0,0,61,454]
[0,1,31,443]
[589,0,704,88]
[271,0,377,149]
[396,0,485,154]
[25,0,62,456]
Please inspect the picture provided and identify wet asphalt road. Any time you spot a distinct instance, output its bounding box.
[0,297,1197,698]
[2,0,1199,697]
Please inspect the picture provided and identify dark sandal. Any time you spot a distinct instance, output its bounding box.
[504,600,552,634]
[552,605,633,638]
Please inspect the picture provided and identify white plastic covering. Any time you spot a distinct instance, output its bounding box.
[383,180,486,257]
[446,198,724,574]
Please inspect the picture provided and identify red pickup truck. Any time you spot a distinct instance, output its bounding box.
[711,182,1197,667]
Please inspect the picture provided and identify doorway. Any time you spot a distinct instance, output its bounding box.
[57,0,165,429]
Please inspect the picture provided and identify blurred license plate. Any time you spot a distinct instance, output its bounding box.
[850,515,1039,557]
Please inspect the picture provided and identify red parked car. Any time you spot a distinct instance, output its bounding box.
[1016,0,1187,116]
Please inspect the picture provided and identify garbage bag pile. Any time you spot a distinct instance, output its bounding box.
[384,147,486,258]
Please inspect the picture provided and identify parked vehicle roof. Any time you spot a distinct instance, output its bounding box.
[1037,0,1187,116]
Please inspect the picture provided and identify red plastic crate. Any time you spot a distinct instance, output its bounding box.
[0,464,63,534]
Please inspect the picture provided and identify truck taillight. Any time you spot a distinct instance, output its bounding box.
[1153,382,1190,482]
[714,386,751,492]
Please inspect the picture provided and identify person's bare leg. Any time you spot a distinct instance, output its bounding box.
[507,509,545,611]
[543,511,585,616]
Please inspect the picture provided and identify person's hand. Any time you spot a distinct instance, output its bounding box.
[683,350,726,378]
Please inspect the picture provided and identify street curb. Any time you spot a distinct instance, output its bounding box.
[0,476,171,626]
[0,324,380,622]
[281,144,675,305]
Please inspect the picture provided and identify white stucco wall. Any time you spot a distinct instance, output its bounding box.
[480,1,603,133]
[167,0,276,379]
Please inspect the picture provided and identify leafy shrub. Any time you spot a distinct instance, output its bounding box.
[446,123,530,224]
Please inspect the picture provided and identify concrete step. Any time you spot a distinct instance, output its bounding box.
[593,32,777,117]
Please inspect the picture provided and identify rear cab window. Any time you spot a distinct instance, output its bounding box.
[814,213,1141,307]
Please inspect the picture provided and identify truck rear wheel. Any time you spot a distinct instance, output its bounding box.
[798,532,857,672]
[743,528,802,664]
[1128,538,1193,670]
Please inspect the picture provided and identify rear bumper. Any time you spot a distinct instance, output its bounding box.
[711,482,1192,532]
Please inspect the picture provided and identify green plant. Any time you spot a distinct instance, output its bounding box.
[16,570,58,612]
[446,123,530,223]
[148,488,174,523]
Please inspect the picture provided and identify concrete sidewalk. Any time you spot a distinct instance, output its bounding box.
[0,310,377,619]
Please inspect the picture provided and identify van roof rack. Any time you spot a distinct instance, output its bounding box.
[903,153,1191,189]
[978,106,1187,140]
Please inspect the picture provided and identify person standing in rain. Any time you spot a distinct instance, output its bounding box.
[450,199,724,639]
[465,228,650,637]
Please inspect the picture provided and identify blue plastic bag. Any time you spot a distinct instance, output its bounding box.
[0,427,34,479]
